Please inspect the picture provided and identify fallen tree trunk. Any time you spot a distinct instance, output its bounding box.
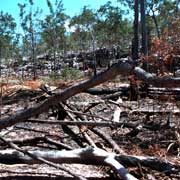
[0,61,133,130]
[0,147,178,175]
[134,67,180,87]
[85,86,129,95]
[0,60,180,130]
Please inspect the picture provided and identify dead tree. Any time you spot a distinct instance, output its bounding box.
[0,59,180,130]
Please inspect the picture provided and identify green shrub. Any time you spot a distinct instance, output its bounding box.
[61,66,83,80]
[49,71,60,80]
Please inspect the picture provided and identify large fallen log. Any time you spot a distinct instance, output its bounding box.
[134,67,180,88]
[0,60,180,130]
[0,60,132,130]
[85,86,129,95]
[0,147,178,175]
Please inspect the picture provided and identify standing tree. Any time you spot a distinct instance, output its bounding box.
[41,0,68,72]
[145,0,180,51]
[18,0,42,79]
[140,0,148,55]
[96,1,132,49]
[146,0,161,38]
[0,11,16,75]
[120,0,149,59]
[69,6,97,73]
[132,0,139,60]
[69,6,97,51]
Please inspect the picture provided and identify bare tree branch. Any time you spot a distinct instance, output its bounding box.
[0,60,180,130]
[0,147,178,177]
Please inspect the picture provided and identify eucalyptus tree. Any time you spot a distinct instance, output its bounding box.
[96,1,124,47]
[140,0,148,55]
[18,0,42,79]
[118,0,148,57]
[157,0,179,31]
[41,0,68,71]
[132,0,139,59]
[0,11,16,76]
[117,0,179,59]
[70,2,132,50]
[69,6,97,74]
[69,6,97,51]
[146,0,161,38]
[146,0,180,40]
[0,11,17,79]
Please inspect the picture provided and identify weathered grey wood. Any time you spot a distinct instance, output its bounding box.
[0,61,132,130]
[0,60,180,130]
[0,147,178,175]
[0,147,138,180]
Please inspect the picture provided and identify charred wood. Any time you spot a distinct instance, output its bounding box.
[0,60,180,130]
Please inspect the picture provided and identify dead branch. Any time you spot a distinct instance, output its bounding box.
[85,86,129,95]
[64,103,125,154]
[27,119,127,127]
[0,146,138,180]
[0,136,87,180]
[0,60,180,130]
[0,61,132,130]
[65,107,97,147]
[63,108,109,121]
[91,128,125,154]
[0,136,73,150]
[134,67,180,88]
[0,169,60,177]
[61,125,86,148]
[0,147,178,177]
[27,119,178,132]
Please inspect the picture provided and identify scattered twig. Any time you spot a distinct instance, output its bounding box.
[63,107,109,121]
[92,127,125,154]
[0,136,87,180]
[65,107,97,147]
[0,136,73,150]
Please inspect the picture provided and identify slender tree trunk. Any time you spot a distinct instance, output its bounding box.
[30,17,36,80]
[0,44,2,119]
[90,29,97,76]
[132,0,139,60]
[53,47,56,72]
[151,11,160,38]
[175,0,180,17]
[0,45,1,77]
[149,4,160,38]
[31,31,36,80]
[140,0,148,55]
[52,27,57,73]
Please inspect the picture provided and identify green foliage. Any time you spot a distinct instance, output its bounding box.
[70,6,96,29]
[96,1,132,47]
[48,71,60,80]
[18,1,43,79]
[61,66,83,80]
[18,1,42,58]
[41,0,68,56]
[69,6,97,50]
[146,0,179,38]
[0,11,16,58]
[69,2,133,50]
[42,65,83,83]
[0,0,178,67]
